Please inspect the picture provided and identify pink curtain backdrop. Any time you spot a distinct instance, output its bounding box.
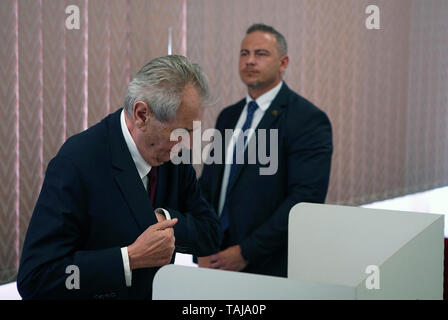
[0,0,447,284]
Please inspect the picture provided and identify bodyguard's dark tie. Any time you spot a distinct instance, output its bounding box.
[147,167,158,204]
[220,100,258,231]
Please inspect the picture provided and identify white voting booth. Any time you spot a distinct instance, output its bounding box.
[153,203,444,300]
[288,203,444,299]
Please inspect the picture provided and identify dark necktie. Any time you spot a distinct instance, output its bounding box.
[147,167,158,204]
[220,100,258,231]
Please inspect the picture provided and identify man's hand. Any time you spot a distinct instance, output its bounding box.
[199,245,248,271]
[197,256,212,268]
[155,211,167,222]
[127,218,178,270]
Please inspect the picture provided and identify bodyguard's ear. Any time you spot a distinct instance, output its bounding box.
[279,55,289,73]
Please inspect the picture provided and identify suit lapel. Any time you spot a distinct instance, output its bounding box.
[255,83,289,131]
[213,100,245,200]
[114,170,156,231]
[226,83,289,193]
[154,163,168,207]
[108,109,157,232]
[221,100,245,153]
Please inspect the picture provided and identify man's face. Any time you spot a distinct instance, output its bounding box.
[132,84,203,166]
[239,31,288,93]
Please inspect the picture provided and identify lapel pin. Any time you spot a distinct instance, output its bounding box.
[272,109,278,116]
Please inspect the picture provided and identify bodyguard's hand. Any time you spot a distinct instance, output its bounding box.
[197,256,213,268]
[200,245,248,272]
[127,218,178,270]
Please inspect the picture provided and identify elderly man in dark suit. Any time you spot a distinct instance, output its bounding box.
[17,55,221,299]
[198,24,333,277]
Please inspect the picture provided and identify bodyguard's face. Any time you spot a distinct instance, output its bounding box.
[239,31,288,95]
[130,84,203,166]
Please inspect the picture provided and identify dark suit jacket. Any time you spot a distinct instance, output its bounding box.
[199,83,333,277]
[17,108,221,300]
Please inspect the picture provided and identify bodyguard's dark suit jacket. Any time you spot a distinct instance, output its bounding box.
[199,83,332,277]
[17,108,221,300]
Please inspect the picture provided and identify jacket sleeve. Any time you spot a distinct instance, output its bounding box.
[167,163,222,257]
[17,155,127,300]
[240,107,333,265]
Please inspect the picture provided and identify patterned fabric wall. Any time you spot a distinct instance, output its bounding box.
[0,0,447,284]
[187,0,448,205]
[406,1,448,196]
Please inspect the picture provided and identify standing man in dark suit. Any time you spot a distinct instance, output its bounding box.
[17,55,221,299]
[198,24,333,277]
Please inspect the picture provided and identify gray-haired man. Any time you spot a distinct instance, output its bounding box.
[17,55,221,300]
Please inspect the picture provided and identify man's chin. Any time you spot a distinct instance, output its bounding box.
[159,154,172,165]
[244,79,261,88]
[150,158,167,166]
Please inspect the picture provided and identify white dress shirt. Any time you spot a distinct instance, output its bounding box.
[120,109,153,287]
[218,81,283,215]
[120,109,173,288]
[120,109,152,188]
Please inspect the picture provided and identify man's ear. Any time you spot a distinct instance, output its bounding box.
[279,55,289,73]
[133,101,153,129]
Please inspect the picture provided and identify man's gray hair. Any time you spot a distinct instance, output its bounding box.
[246,23,288,57]
[124,55,210,122]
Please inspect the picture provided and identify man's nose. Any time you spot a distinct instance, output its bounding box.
[246,54,256,65]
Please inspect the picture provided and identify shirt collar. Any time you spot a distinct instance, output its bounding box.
[120,109,152,179]
[246,81,283,111]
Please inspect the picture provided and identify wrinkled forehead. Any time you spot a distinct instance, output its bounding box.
[170,85,203,127]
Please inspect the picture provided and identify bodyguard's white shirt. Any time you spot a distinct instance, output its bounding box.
[218,81,283,215]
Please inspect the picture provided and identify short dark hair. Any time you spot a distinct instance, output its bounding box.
[246,23,288,57]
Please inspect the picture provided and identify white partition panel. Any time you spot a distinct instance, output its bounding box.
[153,264,354,300]
[153,203,444,300]
[288,203,444,299]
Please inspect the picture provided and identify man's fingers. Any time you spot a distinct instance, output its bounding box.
[155,212,166,222]
[197,257,210,268]
[209,253,221,269]
[155,217,178,230]
[210,260,222,269]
